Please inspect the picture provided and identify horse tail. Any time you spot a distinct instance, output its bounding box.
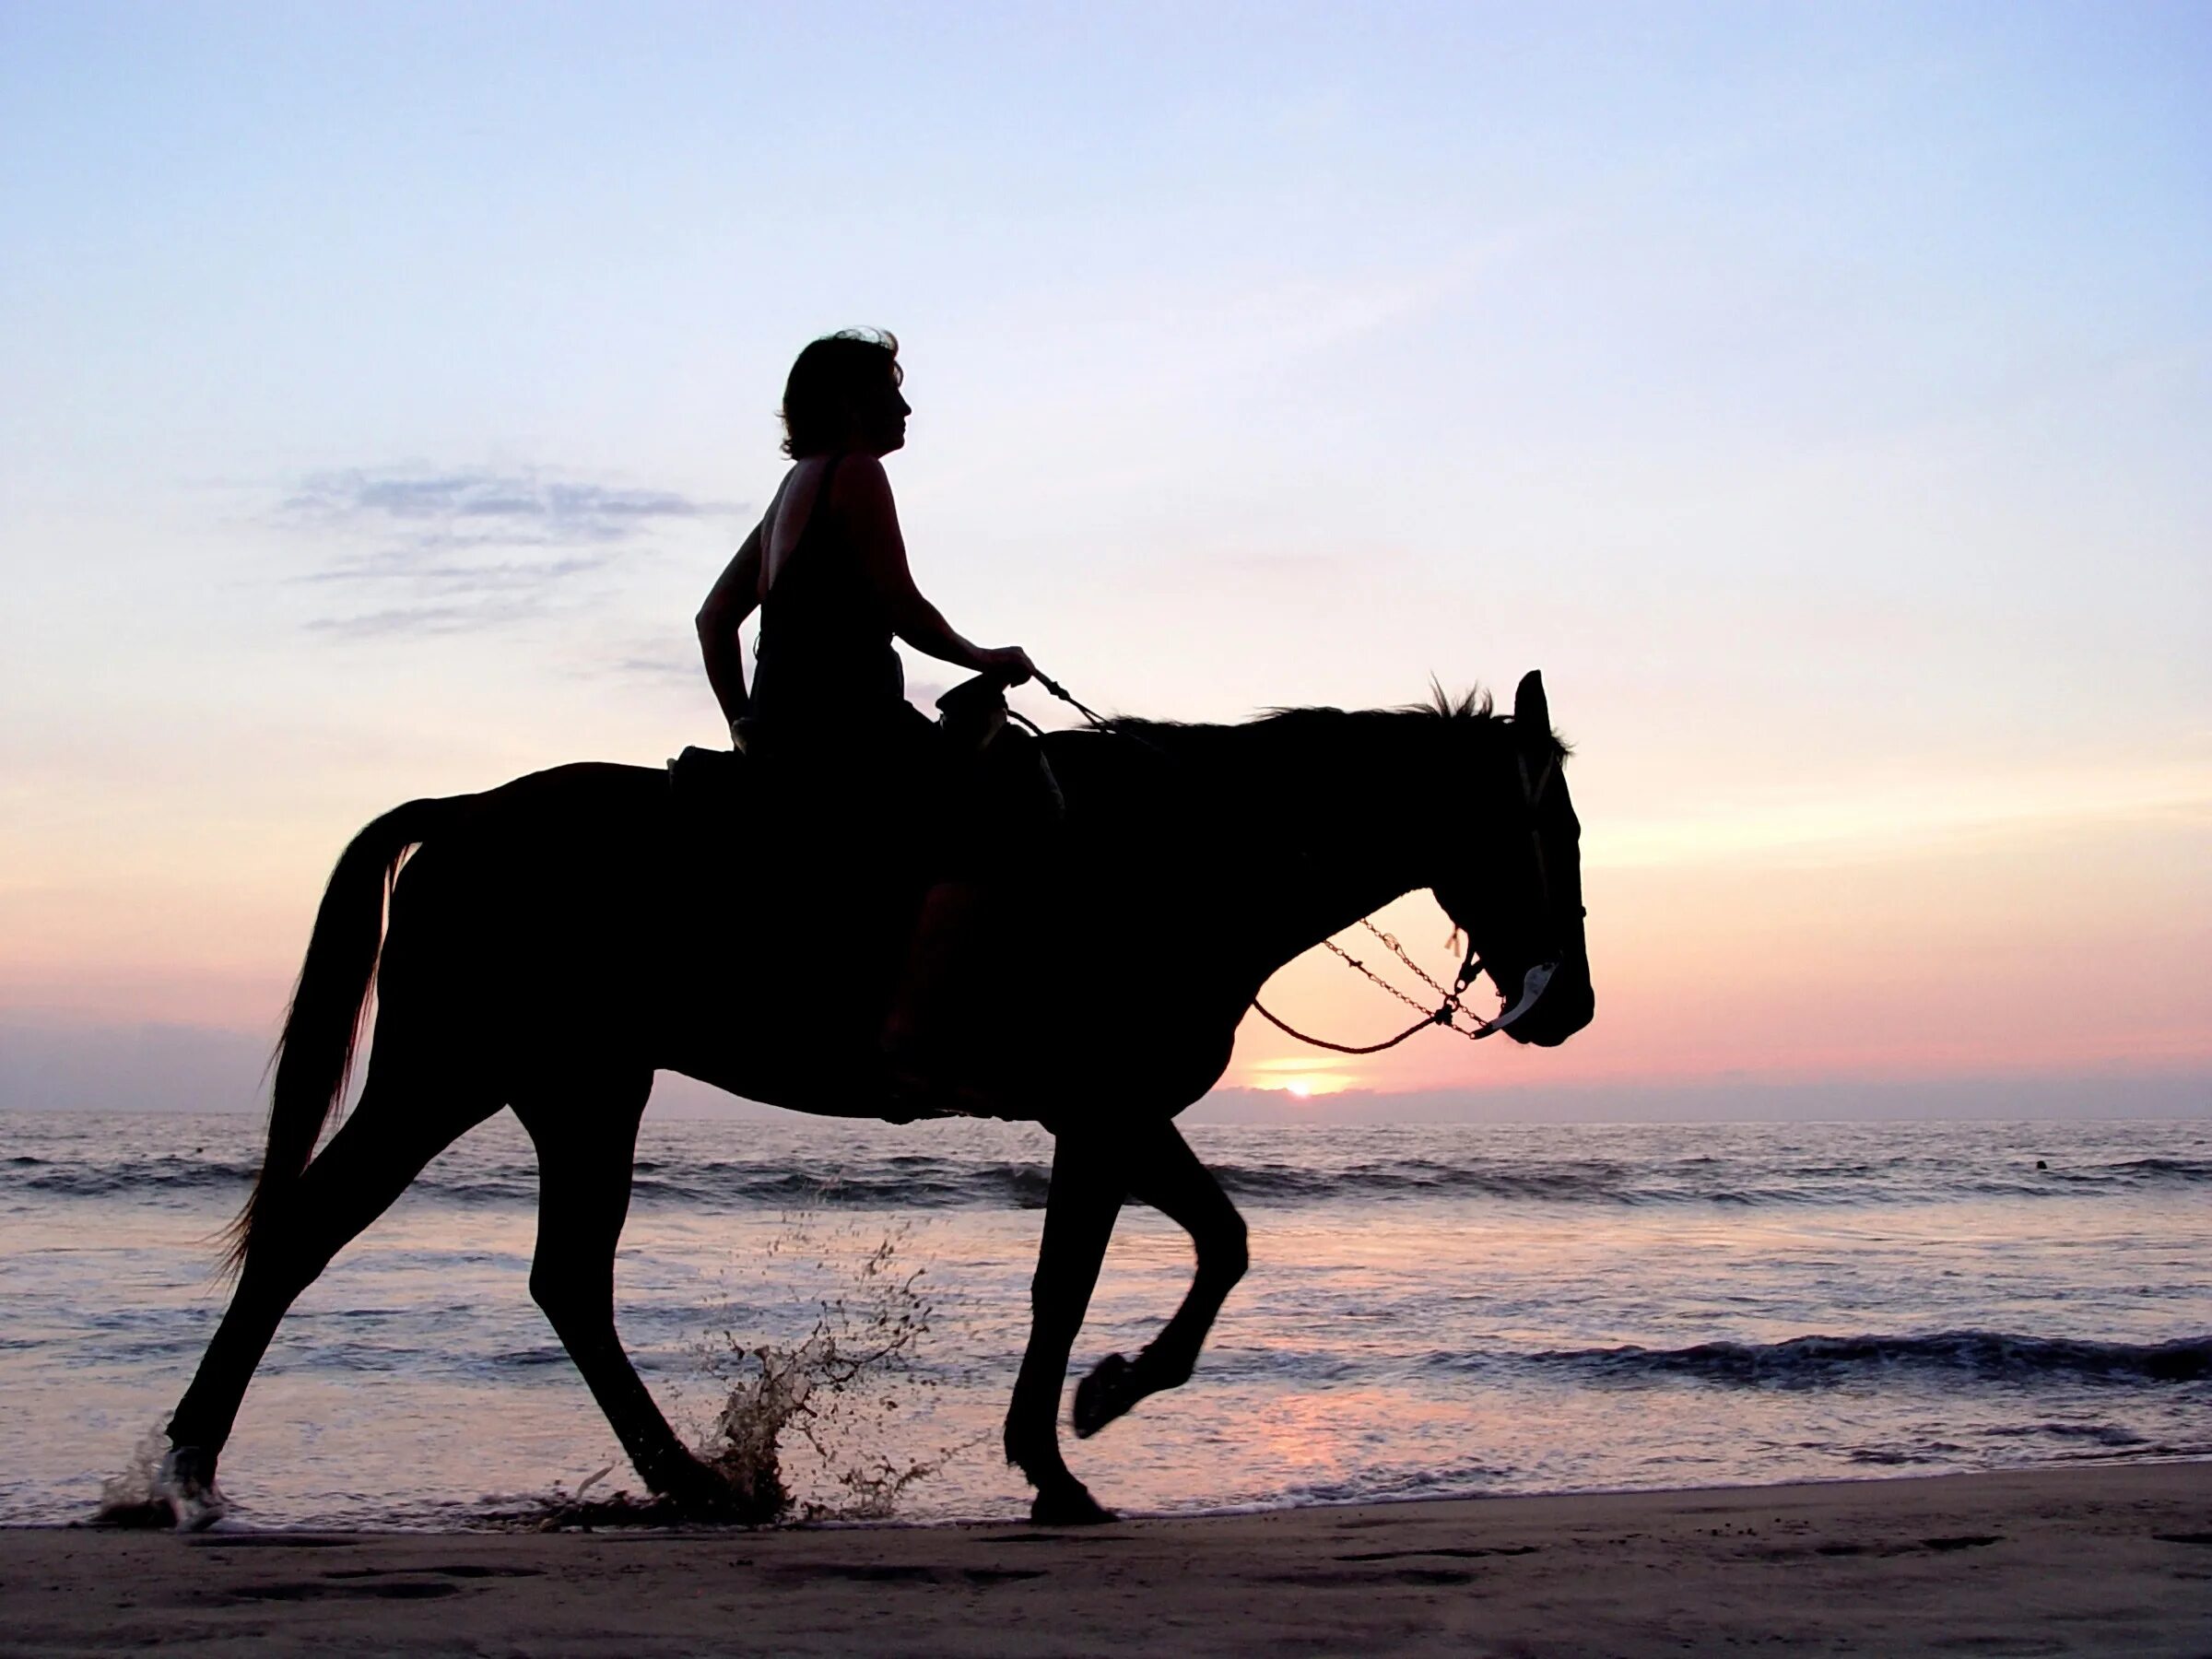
[221,795,466,1273]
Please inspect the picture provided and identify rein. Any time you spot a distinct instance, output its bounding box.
[1028,672,1561,1053]
[1032,672,1111,730]
[1250,924,1556,1054]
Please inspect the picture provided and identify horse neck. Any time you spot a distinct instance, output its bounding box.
[1254,838,1424,978]
[1130,712,1441,980]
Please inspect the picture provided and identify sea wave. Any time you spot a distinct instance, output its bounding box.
[11,1158,265,1197]
[1505,1331,2212,1388]
[8,1147,2208,1211]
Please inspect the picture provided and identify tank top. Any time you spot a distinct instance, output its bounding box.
[748,454,906,733]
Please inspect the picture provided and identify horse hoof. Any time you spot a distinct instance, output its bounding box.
[654,1459,780,1525]
[1030,1481,1118,1527]
[1072,1352,1141,1440]
[156,1446,226,1532]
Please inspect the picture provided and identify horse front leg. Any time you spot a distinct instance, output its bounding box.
[1073,1120,1247,1440]
[1005,1126,1124,1524]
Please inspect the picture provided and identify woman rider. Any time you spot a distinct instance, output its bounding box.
[695,329,1036,1112]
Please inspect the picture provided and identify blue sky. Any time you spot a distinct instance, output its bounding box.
[3,2,2206,1116]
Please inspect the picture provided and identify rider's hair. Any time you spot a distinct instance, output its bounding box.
[779,328,902,458]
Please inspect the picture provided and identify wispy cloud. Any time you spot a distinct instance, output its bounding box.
[284,467,713,548]
[1590,760,2212,870]
[300,550,615,587]
[602,634,703,683]
[305,601,549,638]
[278,465,727,636]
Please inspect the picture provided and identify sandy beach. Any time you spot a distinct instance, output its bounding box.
[5,1465,2204,1655]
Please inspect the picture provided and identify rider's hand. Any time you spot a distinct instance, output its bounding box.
[977,646,1036,687]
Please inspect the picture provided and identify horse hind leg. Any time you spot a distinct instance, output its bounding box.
[161,1046,496,1525]
[513,1077,767,1521]
[1072,1120,1247,1440]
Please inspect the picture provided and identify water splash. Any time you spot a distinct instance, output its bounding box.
[511,1213,962,1529]
[91,1424,180,1528]
[691,1215,959,1522]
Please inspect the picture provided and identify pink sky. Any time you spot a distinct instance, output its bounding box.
[3,6,2206,1120]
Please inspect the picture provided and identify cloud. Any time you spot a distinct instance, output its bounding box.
[305,601,549,638]
[277,465,729,636]
[1592,760,2212,871]
[603,635,704,683]
[0,1015,270,1113]
[284,467,714,549]
[300,551,613,588]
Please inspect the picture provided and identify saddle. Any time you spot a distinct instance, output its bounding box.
[666,676,1063,858]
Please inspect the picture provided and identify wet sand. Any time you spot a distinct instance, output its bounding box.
[6,1465,2206,1655]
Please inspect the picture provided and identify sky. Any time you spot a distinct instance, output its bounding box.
[2,2,2206,1121]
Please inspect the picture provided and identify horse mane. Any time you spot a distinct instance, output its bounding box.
[1101,683,1562,757]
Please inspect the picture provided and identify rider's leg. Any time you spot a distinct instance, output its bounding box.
[879,878,1002,1105]
[881,879,965,1050]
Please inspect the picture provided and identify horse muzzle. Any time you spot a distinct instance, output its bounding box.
[1503,960,1593,1046]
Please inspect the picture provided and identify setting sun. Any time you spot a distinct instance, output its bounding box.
[1265,1068,1352,1099]
[1243,1057,1358,1097]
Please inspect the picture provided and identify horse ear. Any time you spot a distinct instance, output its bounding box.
[1512,670,1550,747]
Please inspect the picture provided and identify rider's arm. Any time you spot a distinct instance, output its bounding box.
[842,457,1034,683]
[696,517,766,730]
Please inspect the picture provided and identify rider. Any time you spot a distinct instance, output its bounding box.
[695,329,1037,1112]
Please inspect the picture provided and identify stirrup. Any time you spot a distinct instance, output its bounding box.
[882,1060,1006,1122]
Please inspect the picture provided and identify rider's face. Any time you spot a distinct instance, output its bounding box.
[858,381,910,456]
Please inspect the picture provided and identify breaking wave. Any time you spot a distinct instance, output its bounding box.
[1501,1331,2212,1388]
[15,1147,2209,1211]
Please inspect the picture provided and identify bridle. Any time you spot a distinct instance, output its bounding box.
[1251,734,1575,1055]
[1025,672,1575,1058]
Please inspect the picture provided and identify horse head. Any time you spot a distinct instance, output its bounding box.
[1430,670,1594,1048]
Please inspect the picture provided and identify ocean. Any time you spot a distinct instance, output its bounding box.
[2,1111,2205,1530]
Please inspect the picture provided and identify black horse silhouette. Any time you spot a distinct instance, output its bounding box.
[159,670,1592,1526]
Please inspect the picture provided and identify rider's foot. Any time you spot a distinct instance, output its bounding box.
[879,1040,1010,1121]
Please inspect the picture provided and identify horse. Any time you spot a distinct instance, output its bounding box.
[157,669,1593,1527]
